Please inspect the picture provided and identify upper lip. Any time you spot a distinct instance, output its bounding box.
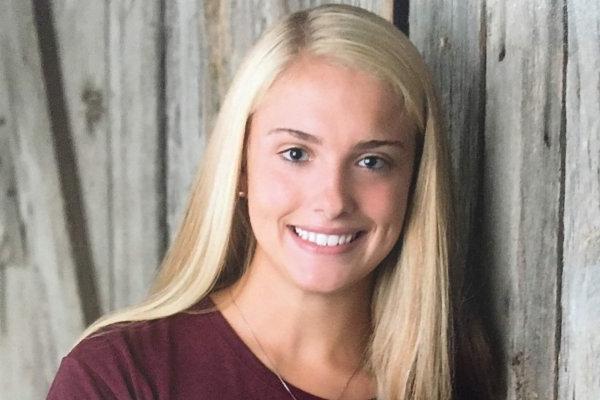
[290,225,365,235]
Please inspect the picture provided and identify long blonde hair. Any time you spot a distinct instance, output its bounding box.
[82,5,455,399]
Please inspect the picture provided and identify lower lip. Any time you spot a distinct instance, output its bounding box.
[288,226,365,255]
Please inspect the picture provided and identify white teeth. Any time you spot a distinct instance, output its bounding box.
[327,235,338,246]
[293,227,358,247]
[316,233,327,246]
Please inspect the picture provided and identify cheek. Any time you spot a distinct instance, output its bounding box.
[358,177,412,261]
[246,159,301,224]
[358,178,411,225]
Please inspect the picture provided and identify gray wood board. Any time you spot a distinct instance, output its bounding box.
[0,17,27,397]
[409,0,485,288]
[105,1,164,310]
[52,1,112,313]
[558,0,600,398]
[0,0,85,398]
[164,0,210,239]
[44,0,164,314]
[484,1,565,398]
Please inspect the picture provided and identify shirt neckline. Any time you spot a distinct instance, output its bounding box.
[202,296,326,400]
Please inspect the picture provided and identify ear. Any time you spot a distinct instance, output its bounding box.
[238,166,248,197]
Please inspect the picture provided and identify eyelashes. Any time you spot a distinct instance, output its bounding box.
[278,147,392,172]
[280,147,310,162]
[357,155,388,170]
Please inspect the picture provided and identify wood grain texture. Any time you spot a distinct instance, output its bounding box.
[0,32,26,332]
[49,1,164,313]
[107,0,164,309]
[483,1,565,398]
[52,1,111,312]
[558,0,600,398]
[408,0,485,287]
[164,0,393,240]
[0,1,84,398]
[0,22,27,396]
[164,0,208,238]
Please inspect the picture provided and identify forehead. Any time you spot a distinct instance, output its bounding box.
[250,56,415,142]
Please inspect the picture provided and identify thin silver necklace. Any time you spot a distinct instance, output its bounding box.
[229,291,364,400]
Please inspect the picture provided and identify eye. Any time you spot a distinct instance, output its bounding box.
[357,155,388,170]
[280,147,309,162]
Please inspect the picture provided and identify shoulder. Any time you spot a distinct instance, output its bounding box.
[71,300,218,367]
[47,300,220,399]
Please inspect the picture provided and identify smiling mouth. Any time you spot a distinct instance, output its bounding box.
[291,226,364,247]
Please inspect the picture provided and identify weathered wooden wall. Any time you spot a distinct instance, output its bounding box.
[559,0,600,398]
[1,2,85,398]
[0,0,598,399]
[484,1,564,397]
[411,0,599,399]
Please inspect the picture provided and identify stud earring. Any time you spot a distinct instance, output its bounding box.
[238,191,246,198]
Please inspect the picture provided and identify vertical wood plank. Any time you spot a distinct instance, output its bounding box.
[165,0,393,240]
[108,0,164,309]
[558,0,600,398]
[51,1,111,312]
[0,31,26,334]
[164,0,208,239]
[0,1,84,398]
[484,1,564,398]
[51,1,164,312]
[409,0,485,287]
[0,27,27,397]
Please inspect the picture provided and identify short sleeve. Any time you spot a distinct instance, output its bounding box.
[47,355,121,399]
[45,330,154,400]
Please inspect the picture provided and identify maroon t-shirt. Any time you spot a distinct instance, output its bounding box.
[47,298,332,400]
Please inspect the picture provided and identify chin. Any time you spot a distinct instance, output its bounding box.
[286,266,372,296]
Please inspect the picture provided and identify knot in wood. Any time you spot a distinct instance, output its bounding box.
[81,84,105,133]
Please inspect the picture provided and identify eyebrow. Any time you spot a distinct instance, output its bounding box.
[268,128,322,144]
[267,128,406,149]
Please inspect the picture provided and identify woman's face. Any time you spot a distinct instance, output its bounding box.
[244,56,416,295]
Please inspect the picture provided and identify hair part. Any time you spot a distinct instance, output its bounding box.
[80,5,458,399]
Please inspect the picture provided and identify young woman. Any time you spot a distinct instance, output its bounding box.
[48,4,494,399]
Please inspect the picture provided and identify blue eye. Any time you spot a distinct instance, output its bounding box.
[358,156,387,170]
[280,147,309,162]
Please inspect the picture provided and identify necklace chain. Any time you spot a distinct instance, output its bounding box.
[229,290,363,400]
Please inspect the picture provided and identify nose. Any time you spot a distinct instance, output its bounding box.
[313,165,356,219]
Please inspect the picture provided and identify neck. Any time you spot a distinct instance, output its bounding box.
[213,257,374,367]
